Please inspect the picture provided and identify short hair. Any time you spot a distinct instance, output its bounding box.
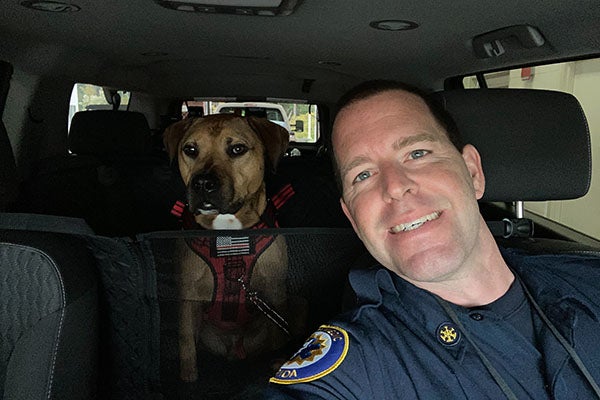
[332,80,464,192]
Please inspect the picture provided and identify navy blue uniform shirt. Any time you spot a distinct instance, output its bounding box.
[267,248,600,399]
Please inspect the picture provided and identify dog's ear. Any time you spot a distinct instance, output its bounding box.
[163,118,196,161]
[247,116,290,172]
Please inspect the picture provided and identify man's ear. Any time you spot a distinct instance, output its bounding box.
[461,144,486,200]
[340,197,359,233]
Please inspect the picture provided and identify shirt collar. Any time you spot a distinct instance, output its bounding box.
[349,267,459,336]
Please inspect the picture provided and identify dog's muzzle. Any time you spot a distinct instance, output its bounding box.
[192,172,219,195]
[188,172,240,215]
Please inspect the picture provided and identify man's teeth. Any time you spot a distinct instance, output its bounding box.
[390,211,441,233]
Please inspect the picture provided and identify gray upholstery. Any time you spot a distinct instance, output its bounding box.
[68,110,152,157]
[432,89,591,202]
[0,212,95,235]
[0,218,99,399]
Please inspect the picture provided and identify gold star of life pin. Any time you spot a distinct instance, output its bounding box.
[437,322,461,346]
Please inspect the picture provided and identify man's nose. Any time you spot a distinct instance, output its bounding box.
[381,163,417,201]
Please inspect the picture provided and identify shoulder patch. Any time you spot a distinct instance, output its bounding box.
[270,325,349,385]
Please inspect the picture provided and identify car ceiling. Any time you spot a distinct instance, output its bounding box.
[0,0,599,103]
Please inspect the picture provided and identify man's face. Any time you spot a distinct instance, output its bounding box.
[334,90,487,285]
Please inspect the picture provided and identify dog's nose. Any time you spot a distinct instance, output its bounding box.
[191,173,219,193]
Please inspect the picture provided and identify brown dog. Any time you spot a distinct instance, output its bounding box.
[163,114,296,382]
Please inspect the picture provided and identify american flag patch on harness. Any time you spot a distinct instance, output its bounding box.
[214,236,252,257]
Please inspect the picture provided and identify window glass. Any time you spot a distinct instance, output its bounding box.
[464,59,600,240]
[182,100,320,144]
[278,102,320,143]
[264,108,284,122]
[68,83,130,130]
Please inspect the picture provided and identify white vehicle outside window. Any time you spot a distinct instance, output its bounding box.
[182,99,320,144]
[216,102,292,133]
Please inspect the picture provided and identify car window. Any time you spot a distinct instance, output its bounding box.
[280,102,320,143]
[216,106,285,123]
[182,100,320,144]
[68,83,130,130]
[264,108,284,122]
[463,57,600,241]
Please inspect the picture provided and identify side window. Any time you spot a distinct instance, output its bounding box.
[464,58,600,240]
[68,83,130,130]
[280,103,320,144]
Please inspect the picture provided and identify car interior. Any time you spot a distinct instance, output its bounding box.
[1,1,600,399]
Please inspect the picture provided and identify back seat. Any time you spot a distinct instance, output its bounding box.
[19,109,184,237]
[0,60,100,399]
[276,150,350,228]
[2,95,364,399]
[0,215,100,400]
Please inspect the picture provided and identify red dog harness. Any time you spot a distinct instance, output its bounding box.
[171,184,294,342]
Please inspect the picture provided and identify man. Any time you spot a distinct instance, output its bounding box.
[266,80,600,399]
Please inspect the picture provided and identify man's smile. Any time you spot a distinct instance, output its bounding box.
[389,211,442,233]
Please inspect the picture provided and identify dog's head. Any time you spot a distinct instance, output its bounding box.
[164,114,289,229]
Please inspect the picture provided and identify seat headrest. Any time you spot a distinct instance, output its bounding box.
[68,110,152,157]
[431,89,591,202]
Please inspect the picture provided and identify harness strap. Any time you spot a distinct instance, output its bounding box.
[170,182,295,228]
[170,182,295,338]
[272,183,294,210]
[171,200,185,218]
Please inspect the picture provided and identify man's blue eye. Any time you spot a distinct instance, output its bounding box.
[354,171,371,183]
[410,150,428,159]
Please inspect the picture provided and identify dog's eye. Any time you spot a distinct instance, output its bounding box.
[182,144,198,158]
[229,144,248,157]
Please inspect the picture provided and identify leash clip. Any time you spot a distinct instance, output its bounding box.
[238,276,291,336]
